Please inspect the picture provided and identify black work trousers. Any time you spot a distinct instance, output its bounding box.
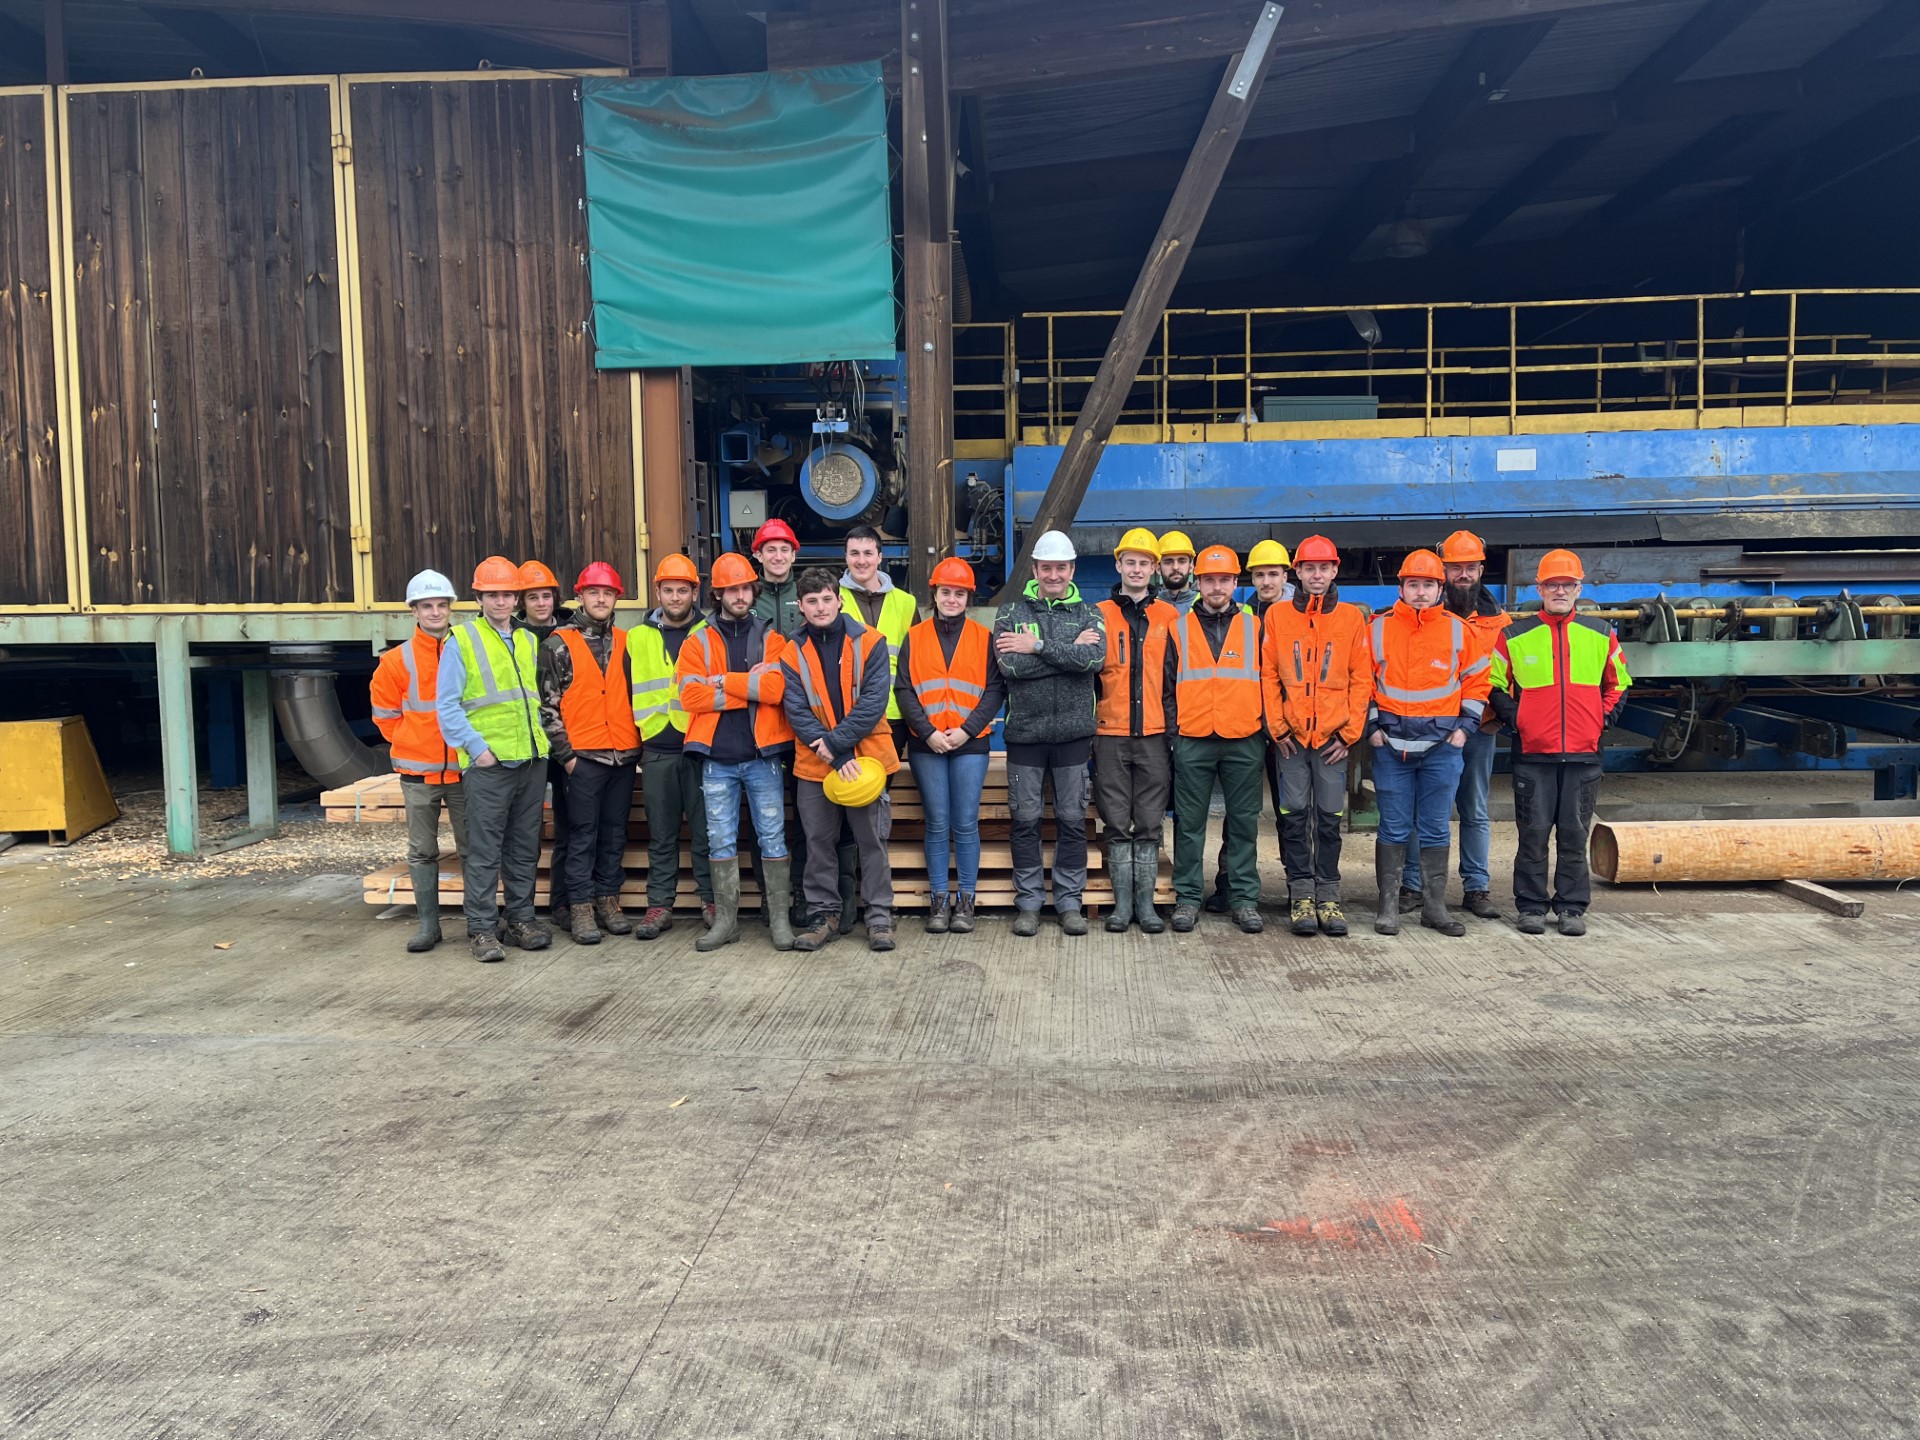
[1277,741,1348,902]
[561,756,636,903]
[546,757,574,909]
[1511,757,1604,917]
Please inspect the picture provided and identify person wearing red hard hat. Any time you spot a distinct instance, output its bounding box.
[1365,549,1492,941]
[895,556,1005,934]
[1490,548,1630,937]
[749,518,804,638]
[533,562,639,945]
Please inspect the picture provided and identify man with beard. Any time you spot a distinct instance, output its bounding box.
[1156,531,1198,617]
[515,560,578,931]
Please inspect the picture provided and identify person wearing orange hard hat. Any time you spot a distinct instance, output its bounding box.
[436,556,550,962]
[896,556,1004,934]
[1365,549,1492,941]
[1400,529,1515,921]
[1490,549,1630,937]
[627,552,713,941]
[514,559,570,640]
[676,551,797,954]
[533,562,639,945]
[510,558,577,929]
[1168,545,1266,936]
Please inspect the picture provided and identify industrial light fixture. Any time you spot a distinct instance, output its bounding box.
[1347,309,1383,346]
[1383,218,1431,259]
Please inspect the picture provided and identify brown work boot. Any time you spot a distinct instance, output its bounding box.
[594,896,632,935]
[569,902,601,946]
[793,913,837,952]
[500,919,551,951]
[633,905,673,941]
[868,921,896,952]
[469,932,506,963]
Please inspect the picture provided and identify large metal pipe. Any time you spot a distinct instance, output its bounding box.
[269,649,386,789]
[1593,817,1920,883]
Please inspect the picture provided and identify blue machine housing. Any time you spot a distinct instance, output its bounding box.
[799,440,882,521]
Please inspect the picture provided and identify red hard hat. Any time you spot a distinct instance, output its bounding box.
[516,560,560,592]
[1292,534,1339,565]
[751,518,799,553]
[710,552,758,590]
[929,557,977,592]
[574,561,625,597]
[1439,530,1486,564]
[1399,549,1447,582]
[471,555,522,592]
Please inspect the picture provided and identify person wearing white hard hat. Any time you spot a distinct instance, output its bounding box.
[994,529,1107,936]
[370,569,470,953]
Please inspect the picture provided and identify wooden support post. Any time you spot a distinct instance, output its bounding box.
[244,670,279,837]
[996,2,1285,601]
[155,618,199,857]
[901,0,954,598]
[43,0,66,83]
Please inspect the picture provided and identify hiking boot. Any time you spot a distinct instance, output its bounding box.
[762,859,796,953]
[1104,841,1135,933]
[1012,909,1040,938]
[1517,912,1548,935]
[569,902,602,946]
[868,922,896,953]
[594,896,632,935]
[633,906,672,941]
[1418,848,1465,937]
[1060,907,1089,937]
[950,894,976,934]
[927,897,951,935]
[1231,905,1264,934]
[1375,842,1407,936]
[1289,897,1318,936]
[1170,902,1200,934]
[1558,911,1587,937]
[794,913,837,952]
[1316,900,1349,937]
[469,931,506,963]
[501,919,551,951]
[1397,885,1421,915]
[548,899,573,935]
[1463,889,1500,920]
[1204,879,1230,914]
[1135,843,1166,934]
[697,860,742,952]
[407,862,443,952]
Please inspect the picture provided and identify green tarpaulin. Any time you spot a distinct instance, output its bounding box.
[581,65,896,369]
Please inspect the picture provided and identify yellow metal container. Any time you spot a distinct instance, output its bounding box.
[0,716,119,843]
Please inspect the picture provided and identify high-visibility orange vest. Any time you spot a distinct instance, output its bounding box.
[1096,596,1177,737]
[370,627,461,784]
[674,618,795,758]
[1174,605,1264,740]
[1369,603,1489,719]
[557,627,640,753]
[789,620,899,782]
[904,615,992,731]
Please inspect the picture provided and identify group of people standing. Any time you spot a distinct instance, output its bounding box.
[370,519,1628,962]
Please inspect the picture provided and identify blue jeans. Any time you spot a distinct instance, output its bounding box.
[910,749,989,896]
[1375,741,1466,851]
[1404,727,1496,891]
[702,757,788,862]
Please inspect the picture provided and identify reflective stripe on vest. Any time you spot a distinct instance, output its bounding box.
[1372,612,1467,707]
[627,621,693,740]
[559,626,640,753]
[452,621,546,765]
[906,616,990,731]
[1175,609,1260,685]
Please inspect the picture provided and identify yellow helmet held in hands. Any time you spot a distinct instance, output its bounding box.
[1114,527,1161,561]
[1247,539,1291,570]
[823,754,887,809]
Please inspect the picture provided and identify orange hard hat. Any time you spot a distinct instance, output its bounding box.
[574,561,625,597]
[1193,544,1241,577]
[929,557,977,592]
[1398,549,1446,582]
[653,553,701,588]
[471,555,522,592]
[1536,548,1585,583]
[1439,530,1486,564]
[516,560,560,592]
[710,551,758,590]
[1293,534,1340,565]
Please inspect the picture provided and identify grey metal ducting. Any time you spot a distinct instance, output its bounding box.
[270,648,387,789]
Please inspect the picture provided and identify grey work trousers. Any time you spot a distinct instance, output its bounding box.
[1276,741,1348,902]
[1091,734,1171,844]
[1009,758,1089,914]
[402,778,468,867]
[460,759,546,935]
[641,747,712,908]
[796,779,892,928]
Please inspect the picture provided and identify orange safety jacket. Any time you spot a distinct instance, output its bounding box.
[1096,594,1178,736]
[789,621,900,782]
[904,615,992,731]
[674,618,795,758]
[1367,602,1492,756]
[557,627,640,754]
[1173,605,1264,740]
[1260,587,1373,750]
[371,627,461,783]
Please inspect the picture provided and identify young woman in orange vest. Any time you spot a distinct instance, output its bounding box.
[536,563,641,946]
[895,557,1005,934]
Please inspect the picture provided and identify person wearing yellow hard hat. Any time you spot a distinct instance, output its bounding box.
[628,553,714,941]
[436,556,550,963]
[1245,539,1293,617]
[1093,528,1180,933]
[1156,530,1198,616]
[780,569,900,953]
[1489,549,1630,937]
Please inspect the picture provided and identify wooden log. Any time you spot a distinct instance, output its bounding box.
[1591,817,1920,884]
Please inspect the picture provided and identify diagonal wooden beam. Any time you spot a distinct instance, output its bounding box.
[1295,18,1555,274]
[140,7,271,74]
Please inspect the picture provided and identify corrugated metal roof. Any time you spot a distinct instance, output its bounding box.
[1497,0,1705,104]
[1677,0,1889,80]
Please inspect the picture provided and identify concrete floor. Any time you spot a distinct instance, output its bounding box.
[4,817,1919,1437]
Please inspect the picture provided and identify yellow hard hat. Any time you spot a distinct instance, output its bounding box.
[1114,527,1161,562]
[1247,539,1291,570]
[1158,530,1196,559]
[822,754,887,809]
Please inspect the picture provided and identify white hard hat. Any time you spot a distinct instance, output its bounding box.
[1030,529,1076,563]
[406,569,457,604]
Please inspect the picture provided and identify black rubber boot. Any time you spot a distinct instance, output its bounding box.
[1135,842,1166,934]
[836,842,859,934]
[1419,847,1466,936]
[1374,842,1406,935]
[1105,841,1135,933]
[407,863,443,953]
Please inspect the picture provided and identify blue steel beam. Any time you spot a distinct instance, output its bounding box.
[1763,692,1920,740]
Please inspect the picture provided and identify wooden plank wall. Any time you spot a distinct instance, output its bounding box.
[349,77,636,603]
[64,84,353,606]
[0,92,68,607]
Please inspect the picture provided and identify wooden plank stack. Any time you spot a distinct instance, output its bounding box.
[324,773,407,823]
[363,753,1174,913]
